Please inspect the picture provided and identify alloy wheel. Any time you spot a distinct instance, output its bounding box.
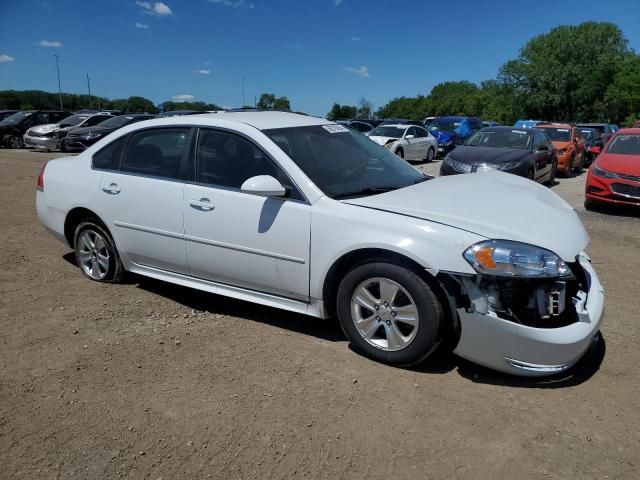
[7,136,23,149]
[350,277,419,351]
[77,230,110,280]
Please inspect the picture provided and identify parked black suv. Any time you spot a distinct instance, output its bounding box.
[64,113,156,151]
[0,110,70,148]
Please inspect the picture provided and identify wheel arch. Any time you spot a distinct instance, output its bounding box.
[64,207,109,248]
[321,248,454,330]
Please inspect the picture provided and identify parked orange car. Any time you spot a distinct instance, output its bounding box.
[536,124,585,176]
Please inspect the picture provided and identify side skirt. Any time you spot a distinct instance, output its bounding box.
[127,264,327,319]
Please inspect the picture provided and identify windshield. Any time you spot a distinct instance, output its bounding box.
[428,119,460,133]
[97,116,135,128]
[465,129,532,149]
[59,114,90,127]
[2,111,35,124]
[580,129,594,141]
[578,125,605,136]
[605,134,640,155]
[264,125,426,199]
[540,128,571,142]
[369,126,405,138]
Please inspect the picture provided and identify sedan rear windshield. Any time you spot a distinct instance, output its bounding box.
[540,128,571,142]
[465,129,532,150]
[369,126,405,138]
[264,125,425,199]
[605,134,640,155]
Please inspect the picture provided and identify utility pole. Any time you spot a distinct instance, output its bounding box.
[86,74,93,109]
[241,76,245,107]
[53,54,63,110]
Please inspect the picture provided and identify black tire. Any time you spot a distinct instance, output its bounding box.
[527,167,535,181]
[573,154,584,174]
[547,161,557,186]
[561,157,574,178]
[395,148,404,159]
[59,138,67,152]
[426,147,435,162]
[336,262,443,367]
[6,135,23,149]
[74,220,125,283]
[584,199,597,211]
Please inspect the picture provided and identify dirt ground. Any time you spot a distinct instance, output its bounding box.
[1,148,639,480]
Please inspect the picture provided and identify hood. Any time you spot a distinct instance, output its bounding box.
[343,171,588,261]
[552,141,571,150]
[596,153,640,177]
[69,125,114,136]
[429,129,456,143]
[369,136,399,146]
[29,123,60,134]
[448,145,531,164]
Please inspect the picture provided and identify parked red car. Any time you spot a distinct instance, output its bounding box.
[585,128,640,208]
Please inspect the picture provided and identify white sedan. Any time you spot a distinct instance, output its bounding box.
[369,124,438,162]
[36,111,604,376]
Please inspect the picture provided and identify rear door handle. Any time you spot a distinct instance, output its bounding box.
[102,183,121,194]
[189,198,215,211]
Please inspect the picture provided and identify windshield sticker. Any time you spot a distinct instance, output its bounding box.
[512,130,528,135]
[322,124,350,134]
[558,129,570,132]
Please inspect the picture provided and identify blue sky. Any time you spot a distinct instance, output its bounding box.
[1,0,639,116]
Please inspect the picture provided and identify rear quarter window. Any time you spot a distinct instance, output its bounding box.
[92,136,126,170]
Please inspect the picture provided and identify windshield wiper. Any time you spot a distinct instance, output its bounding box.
[333,186,401,200]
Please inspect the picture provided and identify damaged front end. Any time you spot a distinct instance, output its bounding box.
[438,242,604,376]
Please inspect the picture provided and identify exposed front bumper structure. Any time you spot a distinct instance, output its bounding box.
[451,253,604,376]
[23,133,59,150]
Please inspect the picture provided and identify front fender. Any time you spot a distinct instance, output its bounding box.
[309,197,483,300]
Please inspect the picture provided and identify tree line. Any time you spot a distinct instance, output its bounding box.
[334,22,640,127]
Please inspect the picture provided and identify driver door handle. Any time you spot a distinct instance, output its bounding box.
[189,198,215,211]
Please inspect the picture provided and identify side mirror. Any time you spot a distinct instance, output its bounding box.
[537,145,549,152]
[240,175,286,197]
[405,134,415,139]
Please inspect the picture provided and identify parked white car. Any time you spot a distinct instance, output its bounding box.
[368,124,438,162]
[24,113,112,151]
[36,112,604,376]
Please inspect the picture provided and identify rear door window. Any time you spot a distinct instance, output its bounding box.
[121,128,191,180]
[92,136,127,170]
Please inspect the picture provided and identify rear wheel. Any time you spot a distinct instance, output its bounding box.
[74,221,125,283]
[425,147,435,162]
[6,135,23,149]
[395,148,404,159]
[336,262,443,366]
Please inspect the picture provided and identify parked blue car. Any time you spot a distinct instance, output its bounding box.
[427,116,483,156]
[513,119,547,129]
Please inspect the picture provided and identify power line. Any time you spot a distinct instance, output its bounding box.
[86,74,92,109]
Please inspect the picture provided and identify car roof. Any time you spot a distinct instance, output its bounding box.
[616,128,640,134]
[536,123,572,129]
[576,122,607,126]
[487,126,532,132]
[146,111,330,130]
[374,124,411,129]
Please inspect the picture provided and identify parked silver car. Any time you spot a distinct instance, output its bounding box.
[24,113,112,151]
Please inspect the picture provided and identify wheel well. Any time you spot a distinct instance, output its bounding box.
[64,207,105,247]
[322,248,453,327]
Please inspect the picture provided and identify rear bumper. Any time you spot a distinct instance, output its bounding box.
[453,253,604,376]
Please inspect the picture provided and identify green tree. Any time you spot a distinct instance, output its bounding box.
[256,93,290,110]
[499,22,631,121]
[326,103,357,120]
[604,55,640,124]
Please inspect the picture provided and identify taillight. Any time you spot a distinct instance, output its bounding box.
[37,163,46,192]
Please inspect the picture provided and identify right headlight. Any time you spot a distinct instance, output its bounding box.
[593,165,618,179]
[463,240,571,278]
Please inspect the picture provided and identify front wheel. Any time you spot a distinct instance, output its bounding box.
[336,262,443,366]
[6,135,23,149]
[395,148,404,159]
[74,221,125,283]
